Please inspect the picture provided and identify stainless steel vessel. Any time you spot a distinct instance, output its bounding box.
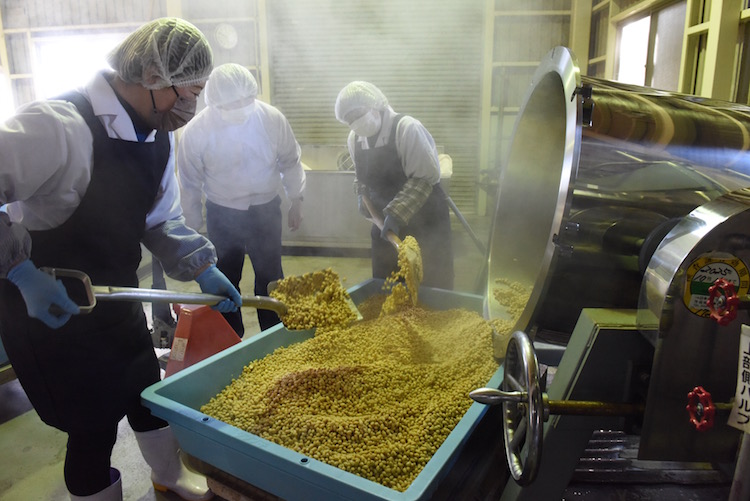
[486,46,750,464]
[487,46,750,345]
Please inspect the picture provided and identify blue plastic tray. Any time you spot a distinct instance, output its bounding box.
[141,279,504,501]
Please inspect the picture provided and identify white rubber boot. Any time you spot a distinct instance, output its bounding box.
[134,426,213,501]
[69,468,123,501]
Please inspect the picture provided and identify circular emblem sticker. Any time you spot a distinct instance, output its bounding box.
[684,254,750,318]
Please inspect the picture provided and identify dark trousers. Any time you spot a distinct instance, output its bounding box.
[0,287,168,496]
[206,197,284,335]
[65,404,164,495]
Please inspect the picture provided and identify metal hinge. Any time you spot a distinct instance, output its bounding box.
[571,84,594,128]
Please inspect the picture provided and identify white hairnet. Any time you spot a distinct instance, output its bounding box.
[204,63,259,108]
[107,17,213,90]
[334,81,389,124]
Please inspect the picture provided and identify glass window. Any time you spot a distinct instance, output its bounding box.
[650,1,687,90]
[33,32,128,99]
[616,15,650,85]
[615,0,687,91]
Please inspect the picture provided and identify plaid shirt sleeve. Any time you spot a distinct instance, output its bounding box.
[383,177,433,226]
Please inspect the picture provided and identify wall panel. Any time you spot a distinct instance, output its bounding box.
[1,0,164,27]
[267,0,485,213]
[483,0,572,216]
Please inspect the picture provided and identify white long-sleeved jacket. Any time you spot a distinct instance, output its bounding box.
[177,100,306,231]
[0,70,216,279]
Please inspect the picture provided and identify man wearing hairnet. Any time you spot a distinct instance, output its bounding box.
[335,81,454,290]
[0,18,240,500]
[178,63,306,336]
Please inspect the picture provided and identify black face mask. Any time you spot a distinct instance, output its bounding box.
[150,86,197,131]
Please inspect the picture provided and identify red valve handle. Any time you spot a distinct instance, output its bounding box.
[686,386,715,432]
[707,278,739,326]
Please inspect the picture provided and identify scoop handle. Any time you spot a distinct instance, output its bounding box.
[361,194,402,249]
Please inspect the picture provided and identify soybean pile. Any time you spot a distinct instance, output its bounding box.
[490,278,531,357]
[269,268,357,330]
[381,235,423,314]
[200,304,498,491]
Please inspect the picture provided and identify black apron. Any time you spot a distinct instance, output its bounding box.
[0,92,169,434]
[354,115,454,289]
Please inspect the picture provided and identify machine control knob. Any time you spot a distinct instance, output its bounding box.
[707,278,739,326]
[686,386,715,432]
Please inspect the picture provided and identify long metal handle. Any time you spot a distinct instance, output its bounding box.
[445,194,487,256]
[43,268,288,316]
[361,194,402,250]
[92,286,288,316]
[469,387,646,416]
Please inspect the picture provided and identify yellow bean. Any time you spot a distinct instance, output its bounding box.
[200,306,499,491]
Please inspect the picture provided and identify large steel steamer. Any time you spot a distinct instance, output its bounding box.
[484,46,750,499]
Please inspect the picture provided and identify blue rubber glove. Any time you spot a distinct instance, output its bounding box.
[195,265,242,313]
[380,214,401,241]
[7,260,80,329]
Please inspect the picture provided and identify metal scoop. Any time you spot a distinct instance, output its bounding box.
[44,268,288,316]
[267,274,363,321]
[360,195,423,288]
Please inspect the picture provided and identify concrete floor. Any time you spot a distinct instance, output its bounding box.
[0,217,490,501]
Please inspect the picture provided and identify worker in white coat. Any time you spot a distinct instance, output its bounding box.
[0,18,241,501]
[178,63,306,335]
[335,81,454,289]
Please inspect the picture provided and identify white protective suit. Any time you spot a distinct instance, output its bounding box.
[178,99,306,230]
[176,62,305,335]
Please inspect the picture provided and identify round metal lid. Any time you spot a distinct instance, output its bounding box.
[486,46,582,339]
